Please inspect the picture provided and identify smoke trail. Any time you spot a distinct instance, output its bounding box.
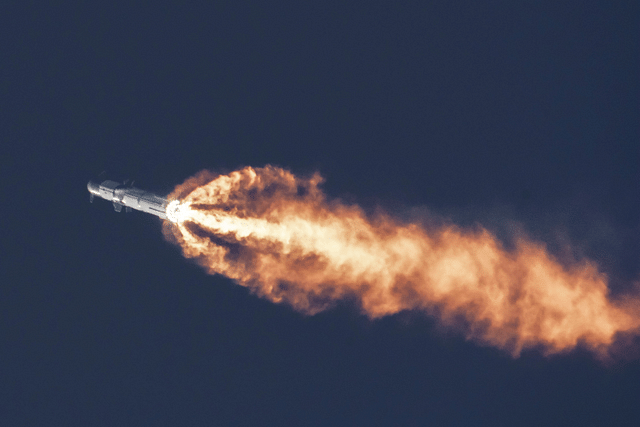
[163,166,640,358]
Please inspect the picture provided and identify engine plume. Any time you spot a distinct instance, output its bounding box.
[163,166,640,358]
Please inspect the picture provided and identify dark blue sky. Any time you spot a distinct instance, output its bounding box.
[2,1,639,426]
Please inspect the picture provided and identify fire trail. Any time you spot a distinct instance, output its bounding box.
[157,166,640,358]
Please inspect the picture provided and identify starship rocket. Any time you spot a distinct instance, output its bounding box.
[87,179,181,222]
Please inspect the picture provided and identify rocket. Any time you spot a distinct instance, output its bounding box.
[87,179,181,222]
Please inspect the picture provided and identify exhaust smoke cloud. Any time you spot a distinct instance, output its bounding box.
[163,166,640,358]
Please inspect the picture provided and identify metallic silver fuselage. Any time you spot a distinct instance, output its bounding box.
[87,180,168,220]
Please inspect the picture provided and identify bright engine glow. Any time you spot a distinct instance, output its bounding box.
[166,200,187,223]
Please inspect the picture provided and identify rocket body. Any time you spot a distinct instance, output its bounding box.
[87,180,169,220]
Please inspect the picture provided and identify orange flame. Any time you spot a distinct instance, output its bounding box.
[164,166,640,357]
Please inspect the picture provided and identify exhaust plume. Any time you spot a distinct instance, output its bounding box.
[164,166,640,358]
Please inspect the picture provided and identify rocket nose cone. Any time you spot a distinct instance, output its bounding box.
[87,181,100,195]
